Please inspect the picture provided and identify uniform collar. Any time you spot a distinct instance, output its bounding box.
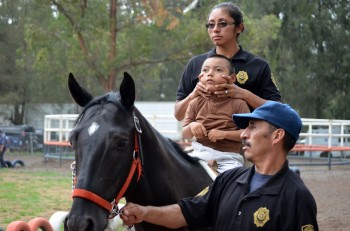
[208,46,248,61]
[236,160,290,195]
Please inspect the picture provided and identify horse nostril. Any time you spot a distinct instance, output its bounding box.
[65,216,96,231]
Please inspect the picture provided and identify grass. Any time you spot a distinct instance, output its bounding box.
[0,152,127,231]
[0,167,72,229]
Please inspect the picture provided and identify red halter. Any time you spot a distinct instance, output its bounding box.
[72,130,142,218]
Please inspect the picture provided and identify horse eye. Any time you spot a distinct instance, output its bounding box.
[116,139,128,149]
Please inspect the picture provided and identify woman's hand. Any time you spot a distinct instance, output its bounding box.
[214,74,244,99]
[192,73,211,99]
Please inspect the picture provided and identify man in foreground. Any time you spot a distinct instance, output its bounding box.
[121,101,319,231]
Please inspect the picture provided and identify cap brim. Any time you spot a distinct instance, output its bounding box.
[232,113,265,129]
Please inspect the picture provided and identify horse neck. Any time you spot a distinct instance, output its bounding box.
[138,119,210,181]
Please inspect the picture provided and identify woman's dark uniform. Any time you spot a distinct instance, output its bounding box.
[176,47,281,105]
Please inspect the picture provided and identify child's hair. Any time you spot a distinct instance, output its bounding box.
[206,54,235,75]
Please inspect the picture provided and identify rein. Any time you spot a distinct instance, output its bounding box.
[71,115,143,219]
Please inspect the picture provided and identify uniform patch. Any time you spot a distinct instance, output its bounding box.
[253,207,270,227]
[271,72,278,88]
[196,186,209,197]
[236,71,248,84]
[301,224,314,231]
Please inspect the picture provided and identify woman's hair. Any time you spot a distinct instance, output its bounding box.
[208,2,245,35]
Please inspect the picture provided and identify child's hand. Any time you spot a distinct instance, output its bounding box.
[208,129,226,142]
[190,122,207,138]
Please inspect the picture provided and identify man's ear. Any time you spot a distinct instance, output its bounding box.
[272,128,285,144]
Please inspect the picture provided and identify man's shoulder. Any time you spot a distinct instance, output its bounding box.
[219,166,250,181]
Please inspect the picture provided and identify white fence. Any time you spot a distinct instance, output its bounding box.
[43,115,350,166]
[43,114,183,145]
[294,118,350,158]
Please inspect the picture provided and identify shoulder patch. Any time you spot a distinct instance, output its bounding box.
[195,186,209,197]
[301,224,314,231]
[271,72,278,88]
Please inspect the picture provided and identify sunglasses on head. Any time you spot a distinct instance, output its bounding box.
[205,21,236,29]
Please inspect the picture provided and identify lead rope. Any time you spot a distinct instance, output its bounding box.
[71,161,76,191]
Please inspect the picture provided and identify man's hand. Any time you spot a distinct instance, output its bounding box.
[120,203,187,229]
[120,203,146,226]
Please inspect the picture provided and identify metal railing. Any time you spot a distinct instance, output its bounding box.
[289,118,350,169]
[43,115,350,168]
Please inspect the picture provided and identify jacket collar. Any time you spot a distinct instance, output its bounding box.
[236,160,290,195]
[208,46,248,61]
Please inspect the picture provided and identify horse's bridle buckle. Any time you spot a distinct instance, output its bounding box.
[109,200,120,219]
[134,116,142,134]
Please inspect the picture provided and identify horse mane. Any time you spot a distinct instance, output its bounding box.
[167,137,198,164]
[132,106,200,166]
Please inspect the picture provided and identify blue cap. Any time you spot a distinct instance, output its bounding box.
[233,101,302,141]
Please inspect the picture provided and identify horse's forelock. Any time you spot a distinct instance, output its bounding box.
[75,92,126,125]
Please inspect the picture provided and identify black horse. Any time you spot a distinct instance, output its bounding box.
[64,72,213,231]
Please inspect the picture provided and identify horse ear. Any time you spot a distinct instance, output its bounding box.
[68,73,94,107]
[120,72,135,109]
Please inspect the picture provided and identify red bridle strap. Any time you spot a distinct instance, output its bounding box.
[72,188,113,212]
[72,131,142,215]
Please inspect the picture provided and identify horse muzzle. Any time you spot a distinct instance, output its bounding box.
[64,199,109,231]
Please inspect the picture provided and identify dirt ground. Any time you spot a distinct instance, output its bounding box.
[4,154,350,231]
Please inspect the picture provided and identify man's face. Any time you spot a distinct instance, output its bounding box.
[199,57,232,92]
[240,119,275,162]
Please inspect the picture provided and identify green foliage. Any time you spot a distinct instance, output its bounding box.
[240,14,281,60]
[0,0,349,121]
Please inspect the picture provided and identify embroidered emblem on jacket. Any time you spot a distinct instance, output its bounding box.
[301,224,314,231]
[236,71,248,84]
[253,207,270,227]
[271,72,279,88]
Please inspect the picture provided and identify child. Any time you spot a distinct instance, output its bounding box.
[182,54,250,173]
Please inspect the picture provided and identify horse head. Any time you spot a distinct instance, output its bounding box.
[65,72,142,230]
[65,72,213,231]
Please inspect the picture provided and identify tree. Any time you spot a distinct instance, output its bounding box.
[0,0,35,124]
[24,0,200,93]
[268,0,350,119]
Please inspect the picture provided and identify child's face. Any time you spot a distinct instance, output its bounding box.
[199,57,234,92]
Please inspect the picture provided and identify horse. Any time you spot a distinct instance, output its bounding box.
[64,72,213,231]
